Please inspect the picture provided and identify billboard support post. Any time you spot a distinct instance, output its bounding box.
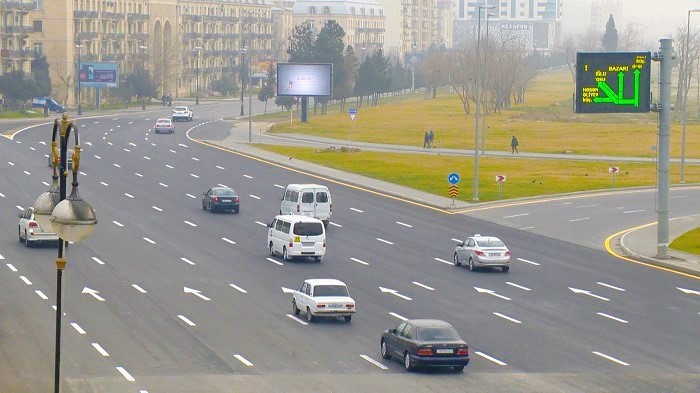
[95,88,100,111]
[301,97,309,123]
[653,39,673,259]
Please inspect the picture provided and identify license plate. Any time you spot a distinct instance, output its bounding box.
[329,304,343,308]
[222,199,232,202]
[436,349,453,354]
[302,242,314,246]
[489,253,501,257]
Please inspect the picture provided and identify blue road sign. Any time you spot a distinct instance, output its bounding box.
[448,172,460,185]
[349,108,358,114]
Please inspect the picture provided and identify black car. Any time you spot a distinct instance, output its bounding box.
[202,187,240,213]
[380,319,469,372]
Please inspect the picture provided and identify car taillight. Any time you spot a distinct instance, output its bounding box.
[346,304,354,308]
[475,250,485,256]
[296,204,300,212]
[323,241,326,248]
[235,197,240,202]
[457,348,469,356]
[212,197,218,202]
[330,203,332,212]
[289,241,293,248]
[505,251,510,256]
[417,348,433,356]
[28,222,39,228]
[317,304,325,308]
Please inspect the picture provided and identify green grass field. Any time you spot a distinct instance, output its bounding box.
[670,227,700,256]
[0,110,44,119]
[268,70,700,158]
[255,145,700,202]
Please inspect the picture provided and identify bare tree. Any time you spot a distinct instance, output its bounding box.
[447,42,476,115]
[46,47,73,106]
[674,25,700,120]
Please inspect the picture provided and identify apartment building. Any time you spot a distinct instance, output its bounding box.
[292,0,385,54]
[19,0,274,106]
[378,0,451,61]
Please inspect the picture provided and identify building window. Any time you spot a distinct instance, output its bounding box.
[323,6,330,14]
[309,6,316,14]
[33,42,43,54]
[34,0,43,10]
[33,21,43,32]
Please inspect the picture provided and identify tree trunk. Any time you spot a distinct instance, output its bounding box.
[264,99,268,114]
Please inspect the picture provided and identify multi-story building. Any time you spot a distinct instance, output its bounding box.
[272,0,294,61]
[1,0,37,75]
[436,0,453,47]
[454,0,562,52]
[26,0,273,106]
[379,0,449,61]
[292,0,385,55]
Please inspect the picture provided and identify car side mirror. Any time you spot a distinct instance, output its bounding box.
[18,213,23,218]
[268,223,273,228]
[389,328,396,334]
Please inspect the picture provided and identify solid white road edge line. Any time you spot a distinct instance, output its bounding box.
[475,351,507,366]
[360,355,388,370]
[592,351,629,366]
[597,282,626,291]
[116,366,136,382]
[597,312,628,323]
[493,312,522,324]
[92,343,110,356]
[233,354,253,367]
[286,314,308,325]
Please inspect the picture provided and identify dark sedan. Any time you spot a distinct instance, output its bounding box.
[202,187,240,213]
[380,319,469,372]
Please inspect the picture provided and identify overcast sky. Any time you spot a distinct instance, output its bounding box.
[563,0,700,42]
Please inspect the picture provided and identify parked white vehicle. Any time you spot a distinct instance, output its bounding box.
[292,279,356,322]
[172,106,193,122]
[268,215,325,262]
[280,184,332,227]
[18,207,58,247]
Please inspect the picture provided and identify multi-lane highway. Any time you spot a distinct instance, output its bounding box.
[1,102,699,392]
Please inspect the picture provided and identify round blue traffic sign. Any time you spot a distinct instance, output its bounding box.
[448,172,460,185]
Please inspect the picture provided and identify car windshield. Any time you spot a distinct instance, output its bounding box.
[476,239,505,248]
[313,285,349,297]
[175,107,187,111]
[293,222,323,236]
[157,119,171,124]
[214,189,236,196]
[416,326,461,341]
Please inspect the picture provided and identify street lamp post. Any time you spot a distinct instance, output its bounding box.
[473,3,494,203]
[195,46,201,105]
[139,45,147,110]
[481,12,495,155]
[248,50,253,143]
[33,114,97,393]
[76,44,83,115]
[681,8,700,183]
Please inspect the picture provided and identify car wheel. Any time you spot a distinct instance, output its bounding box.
[283,247,290,261]
[344,315,352,323]
[292,300,300,315]
[381,340,391,360]
[404,352,414,371]
[453,253,461,266]
[502,266,510,273]
[306,307,315,322]
[234,207,239,214]
[19,226,24,243]
[468,257,475,271]
[25,231,31,248]
[454,365,464,372]
[209,204,215,213]
[313,256,321,262]
[202,201,207,210]
[269,242,275,257]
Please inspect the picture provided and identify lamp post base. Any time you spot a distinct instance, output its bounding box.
[141,101,146,110]
[195,96,200,105]
[471,198,480,203]
[77,105,82,116]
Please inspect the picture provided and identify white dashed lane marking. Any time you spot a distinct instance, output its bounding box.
[186,194,196,199]
[143,156,151,160]
[23,171,30,175]
[177,315,196,326]
[125,193,134,198]
[359,355,388,370]
[517,258,540,266]
[94,155,101,159]
[597,282,625,292]
[233,354,254,367]
[100,182,109,186]
[412,281,434,291]
[92,343,110,357]
[181,257,195,266]
[389,312,407,321]
[503,213,529,218]
[266,257,283,266]
[506,282,531,291]
[16,205,24,211]
[71,323,86,334]
[249,195,261,200]
[169,149,177,153]
[113,164,121,168]
[159,183,168,187]
[475,351,507,366]
[255,221,267,227]
[179,143,188,147]
[92,257,105,265]
[243,174,253,179]
[152,206,163,212]
[166,164,174,169]
[135,173,143,177]
[597,312,628,324]
[184,221,197,227]
[592,351,629,366]
[20,276,32,285]
[116,367,136,382]
[396,221,413,228]
[192,157,200,161]
[222,237,236,245]
[35,290,49,300]
[143,237,156,244]
[328,222,342,228]
[216,165,225,170]
[434,257,452,265]
[112,221,124,227]
[7,264,17,271]
[229,283,247,293]
[274,184,284,188]
[42,182,49,186]
[190,174,199,178]
[350,208,364,213]
[376,238,394,245]
[493,312,522,324]
[286,314,308,325]
[132,284,147,294]
[123,149,130,152]
[623,209,645,214]
[350,257,369,266]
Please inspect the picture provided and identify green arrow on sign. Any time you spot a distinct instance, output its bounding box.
[594,70,642,107]
[594,81,619,104]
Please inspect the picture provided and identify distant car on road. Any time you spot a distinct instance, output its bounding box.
[291,279,355,323]
[153,118,174,134]
[453,234,511,272]
[202,186,239,213]
[172,106,193,122]
[18,207,58,247]
[380,319,470,372]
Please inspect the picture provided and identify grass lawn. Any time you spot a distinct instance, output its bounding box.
[268,70,700,158]
[670,227,700,256]
[0,110,44,119]
[255,145,700,202]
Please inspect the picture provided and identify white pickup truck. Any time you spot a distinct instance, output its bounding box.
[292,279,356,323]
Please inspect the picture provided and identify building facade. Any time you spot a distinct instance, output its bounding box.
[292,0,385,54]
[1,0,39,75]
[453,0,562,52]
[18,0,274,106]
[378,0,450,61]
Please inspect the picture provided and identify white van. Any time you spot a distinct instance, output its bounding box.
[280,184,332,227]
[267,215,326,262]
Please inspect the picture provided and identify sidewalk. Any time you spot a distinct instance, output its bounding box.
[205,120,700,276]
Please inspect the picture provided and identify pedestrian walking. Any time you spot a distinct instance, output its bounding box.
[43,104,49,118]
[423,131,429,148]
[511,135,519,154]
[429,130,435,148]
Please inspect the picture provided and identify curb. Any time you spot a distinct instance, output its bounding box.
[619,230,700,277]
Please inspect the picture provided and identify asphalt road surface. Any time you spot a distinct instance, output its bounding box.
[0,102,698,393]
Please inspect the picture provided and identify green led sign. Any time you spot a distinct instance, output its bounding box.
[575,52,651,113]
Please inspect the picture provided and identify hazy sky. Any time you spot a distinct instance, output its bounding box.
[563,0,700,42]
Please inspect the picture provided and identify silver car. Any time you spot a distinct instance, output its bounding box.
[453,235,511,272]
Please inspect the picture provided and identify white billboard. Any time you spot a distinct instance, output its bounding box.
[276,63,332,97]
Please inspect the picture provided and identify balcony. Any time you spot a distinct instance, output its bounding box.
[82,53,99,61]
[101,12,125,20]
[0,48,34,60]
[74,10,99,19]
[78,31,100,40]
[182,14,202,22]
[102,53,125,61]
[102,32,126,41]
[127,13,149,21]
[128,32,148,41]
[1,25,33,35]
[184,32,200,40]
[223,33,239,40]
[2,1,35,13]
[205,15,235,22]
[203,33,220,40]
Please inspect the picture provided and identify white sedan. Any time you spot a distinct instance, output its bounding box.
[292,279,356,323]
[172,106,193,122]
[18,207,58,247]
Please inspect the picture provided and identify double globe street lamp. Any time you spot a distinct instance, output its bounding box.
[33,113,97,393]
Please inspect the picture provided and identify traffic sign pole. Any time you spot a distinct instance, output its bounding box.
[653,39,672,259]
